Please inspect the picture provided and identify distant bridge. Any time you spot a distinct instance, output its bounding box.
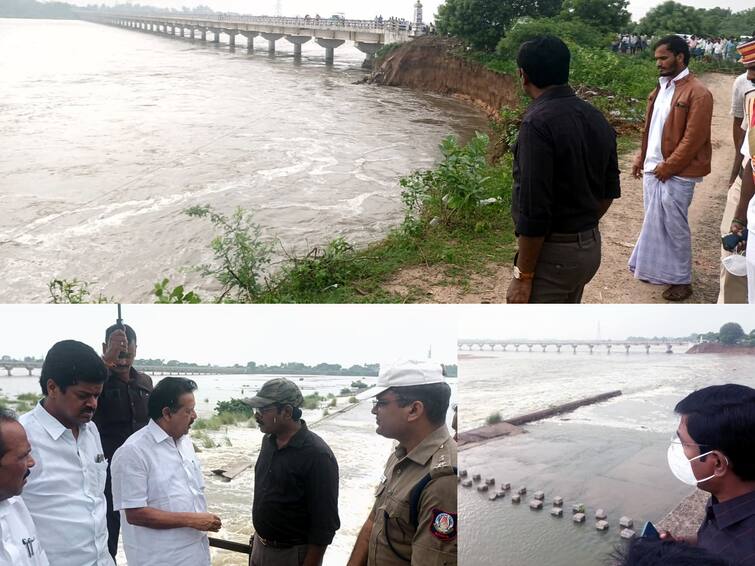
[76,11,422,65]
[458,339,693,355]
[0,360,246,377]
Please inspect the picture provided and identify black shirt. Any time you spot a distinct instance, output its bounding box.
[697,490,755,565]
[252,420,340,546]
[93,367,153,460]
[512,85,621,237]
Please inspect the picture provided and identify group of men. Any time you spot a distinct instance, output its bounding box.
[507,33,755,304]
[0,327,458,566]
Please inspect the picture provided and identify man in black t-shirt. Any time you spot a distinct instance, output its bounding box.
[244,378,339,566]
[95,323,153,561]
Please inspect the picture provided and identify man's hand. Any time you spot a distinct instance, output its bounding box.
[632,161,644,179]
[507,278,533,304]
[659,530,677,542]
[653,163,672,183]
[191,513,222,532]
[103,329,129,367]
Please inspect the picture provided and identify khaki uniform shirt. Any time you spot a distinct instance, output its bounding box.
[368,426,457,566]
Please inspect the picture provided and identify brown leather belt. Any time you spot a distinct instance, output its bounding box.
[545,228,599,244]
[256,536,306,549]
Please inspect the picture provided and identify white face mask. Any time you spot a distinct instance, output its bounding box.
[667,441,718,486]
[723,254,747,277]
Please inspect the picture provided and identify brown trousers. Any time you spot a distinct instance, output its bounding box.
[530,229,602,304]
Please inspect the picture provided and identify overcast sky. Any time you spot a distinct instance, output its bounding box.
[0,305,457,366]
[459,305,755,341]
[71,0,754,22]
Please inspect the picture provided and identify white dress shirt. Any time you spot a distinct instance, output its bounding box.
[111,420,210,566]
[0,496,48,566]
[644,67,690,172]
[18,402,113,566]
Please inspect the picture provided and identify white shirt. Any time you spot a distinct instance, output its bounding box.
[18,403,112,566]
[644,68,691,172]
[111,420,210,566]
[0,497,48,566]
[731,73,751,119]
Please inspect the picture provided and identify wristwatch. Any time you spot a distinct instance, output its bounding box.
[513,266,535,281]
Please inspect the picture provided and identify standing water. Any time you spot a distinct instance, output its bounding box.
[459,352,755,566]
[0,19,489,302]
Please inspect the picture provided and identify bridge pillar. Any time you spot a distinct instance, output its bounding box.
[355,41,382,68]
[261,32,284,53]
[556,345,562,353]
[527,345,533,353]
[242,32,258,51]
[315,38,345,63]
[200,28,207,41]
[588,344,594,354]
[625,344,631,354]
[572,345,578,354]
[212,30,220,43]
[226,30,236,47]
[26,367,32,376]
[645,345,651,354]
[541,345,547,353]
[286,36,311,57]
[666,345,673,354]
[501,344,506,352]
[606,344,612,355]
[514,345,520,352]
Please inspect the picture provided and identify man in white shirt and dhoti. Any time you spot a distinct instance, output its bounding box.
[629,35,714,302]
[111,377,221,566]
[19,340,113,566]
[0,409,47,566]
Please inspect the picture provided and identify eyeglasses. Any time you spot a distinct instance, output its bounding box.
[670,435,710,448]
[372,398,404,409]
[254,405,278,415]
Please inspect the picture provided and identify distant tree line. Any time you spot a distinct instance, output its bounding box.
[436,0,755,52]
[0,0,217,19]
[627,323,755,346]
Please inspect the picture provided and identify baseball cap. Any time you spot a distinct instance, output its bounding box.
[242,378,304,408]
[357,360,446,400]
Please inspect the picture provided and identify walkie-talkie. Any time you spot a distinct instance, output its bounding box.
[115,304,128,359]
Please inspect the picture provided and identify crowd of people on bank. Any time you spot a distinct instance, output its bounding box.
[506,32,755,305]
[613,33,749,62]
[0,326,457,565]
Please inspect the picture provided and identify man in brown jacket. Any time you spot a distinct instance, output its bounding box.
[628,35,713,301]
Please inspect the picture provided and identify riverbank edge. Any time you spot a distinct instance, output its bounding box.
[687,342,755,355]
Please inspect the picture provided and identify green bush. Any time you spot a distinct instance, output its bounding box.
[497,17,610,57]
[16,393,41,403]
[349,396,359,404]
[329,398,337,408]
[302,393,325,410]
[339,388,352,395]
[350,380,368,389]
[215,398,254,417]
[486,411,503,425]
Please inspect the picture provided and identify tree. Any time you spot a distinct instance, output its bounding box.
[560,0,631,32]
[636,1,703,36]
[436,0,563,51]
[719,322,745,345]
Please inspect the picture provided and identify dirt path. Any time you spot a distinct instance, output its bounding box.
[385,72,734,304]
[583,72,733,304]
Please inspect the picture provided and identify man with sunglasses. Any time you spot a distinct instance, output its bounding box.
[661,384,755,565]
[347,360,457,566]
[243,378,339,566]
[95,324,153,562]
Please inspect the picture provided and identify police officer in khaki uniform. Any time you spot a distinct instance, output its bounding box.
[347,360,457,566]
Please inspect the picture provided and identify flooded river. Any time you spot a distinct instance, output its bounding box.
[459,352,755,566]
[0,371,457,565]
[0,18,488,302]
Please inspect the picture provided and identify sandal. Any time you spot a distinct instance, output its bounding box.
[662,284,693,302]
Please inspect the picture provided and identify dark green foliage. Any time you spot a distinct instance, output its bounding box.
[560,0,631,32]
[436,0,562,51]
[215,398,253,417]
[497,17,611,57]
[719,323,745,345]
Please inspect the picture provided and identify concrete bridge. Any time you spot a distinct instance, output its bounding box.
[458,339,693,355]
[76,8,424,66]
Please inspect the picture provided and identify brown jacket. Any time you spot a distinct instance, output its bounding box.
[634,72,713,178]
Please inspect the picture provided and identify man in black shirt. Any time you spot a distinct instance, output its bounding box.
[661,384,755,565]
[95,323,153,561]
[508,35,621,304]
[244,378,339,566]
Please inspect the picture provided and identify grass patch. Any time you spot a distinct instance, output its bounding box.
[486,411,503,425]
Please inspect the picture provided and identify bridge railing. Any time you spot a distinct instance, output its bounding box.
[96,12,408,33]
